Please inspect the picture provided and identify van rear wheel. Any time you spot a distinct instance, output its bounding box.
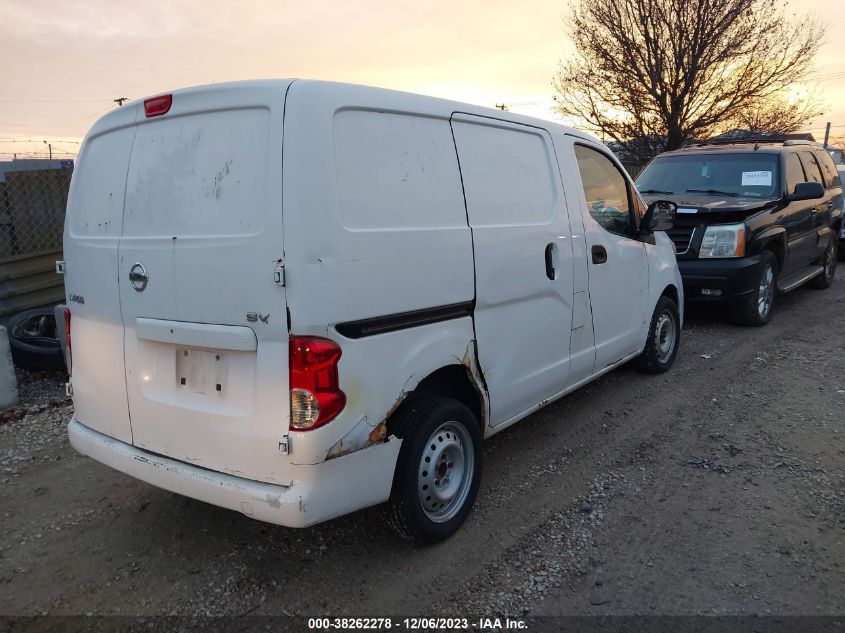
[384,396,483,544]
[638,296,680,374]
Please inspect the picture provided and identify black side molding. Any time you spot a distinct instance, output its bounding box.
[335,301,474,339]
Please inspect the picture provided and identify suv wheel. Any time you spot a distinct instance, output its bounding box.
[730,251,777,327]
[384,396,483,544]
[809,235,838,289]
[638,295,680,374]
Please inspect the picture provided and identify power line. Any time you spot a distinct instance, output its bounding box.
[0,122,91,128]
[0,138,82,144]
[0,99,111,103]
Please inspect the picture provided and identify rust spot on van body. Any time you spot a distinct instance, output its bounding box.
[367,418,388,444]
[325,396,404,461]
[461,341,491,434]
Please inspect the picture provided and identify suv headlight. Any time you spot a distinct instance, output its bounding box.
[699,223,746,258]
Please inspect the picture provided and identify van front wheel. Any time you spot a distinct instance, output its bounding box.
[638,296,680,374]
[384,396,483,544]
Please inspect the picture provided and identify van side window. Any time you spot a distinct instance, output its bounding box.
[784,153,807,194]
[574,145,633,237]
[799,152,824,185]
[814,149,842,188]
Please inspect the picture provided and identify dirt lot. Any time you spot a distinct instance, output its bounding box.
[1,273,843,622]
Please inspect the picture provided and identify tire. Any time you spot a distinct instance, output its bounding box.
[383,396,483,545]
[637,295,680,374]
[5,307,65,371]
[809,234,838,289]
[729,251,777,327]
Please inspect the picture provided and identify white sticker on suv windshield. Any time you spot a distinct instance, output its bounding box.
[741,171,772,186]
[676,207,698,214]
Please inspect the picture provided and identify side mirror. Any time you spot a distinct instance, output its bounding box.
[788,182,824,201]
[641,200,677,233]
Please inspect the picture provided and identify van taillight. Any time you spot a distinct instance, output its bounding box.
[64,308,72,369]
[289,336,346,431]
[144,94,172,118]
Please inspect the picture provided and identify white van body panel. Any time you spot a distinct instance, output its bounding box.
[450,114,574,427]
[118,83,294,485]
[65,79,682,529]
[63,105,139,444]
[281,81,477,462]
[557,136,649,373]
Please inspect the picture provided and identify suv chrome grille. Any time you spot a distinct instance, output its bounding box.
[667,225,695,253]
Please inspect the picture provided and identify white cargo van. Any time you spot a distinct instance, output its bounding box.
[64,80,682,543]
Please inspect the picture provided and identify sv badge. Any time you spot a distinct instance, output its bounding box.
[246,312,270,324]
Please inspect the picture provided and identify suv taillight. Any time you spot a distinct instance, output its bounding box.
[289,336,345,431]
[64,308,72,371]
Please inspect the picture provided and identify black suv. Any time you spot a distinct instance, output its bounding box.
[636,140,843,326]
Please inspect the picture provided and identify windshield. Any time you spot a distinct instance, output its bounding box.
[636,152,780,199]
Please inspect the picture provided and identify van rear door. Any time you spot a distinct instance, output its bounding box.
[118,82,293,484]
[64,107,138,444]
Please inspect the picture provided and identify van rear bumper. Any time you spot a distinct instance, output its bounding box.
[68,417,402,528]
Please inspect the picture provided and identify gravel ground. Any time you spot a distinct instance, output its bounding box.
[0,273,843,622]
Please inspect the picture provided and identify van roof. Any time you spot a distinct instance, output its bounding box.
[85,78,599,146]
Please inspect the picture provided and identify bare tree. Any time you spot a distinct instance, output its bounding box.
[554,0,824,162]
[732,97,823,137]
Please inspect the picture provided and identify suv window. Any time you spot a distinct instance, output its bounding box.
[814,149,842,188]
[799,152,824,185]
[784,153,807,194]
[636,152,779,199]
[574,144,633,237]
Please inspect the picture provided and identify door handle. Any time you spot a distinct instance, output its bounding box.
[591,245,608,265]
[544,243,556,280]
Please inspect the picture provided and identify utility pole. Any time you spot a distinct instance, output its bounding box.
[823,122,831,148]
[495,103,508,111]
[114,97,129,107]
[43,140,52,161]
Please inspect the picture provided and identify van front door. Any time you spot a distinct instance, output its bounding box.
[450,114,575,428]
[570,142,647,372]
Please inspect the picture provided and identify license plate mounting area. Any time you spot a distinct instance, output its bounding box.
[175,347,226,395]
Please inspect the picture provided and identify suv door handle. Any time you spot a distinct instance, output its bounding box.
[591,245,608,265]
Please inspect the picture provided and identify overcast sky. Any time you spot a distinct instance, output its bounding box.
[1,0,844,160]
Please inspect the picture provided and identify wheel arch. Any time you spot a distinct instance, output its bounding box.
[660,283,680,307]
[407,364,487,433]
[751,227,786,271]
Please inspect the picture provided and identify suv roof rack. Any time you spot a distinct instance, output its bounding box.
[682,137,819,150]
[687,138,781,147]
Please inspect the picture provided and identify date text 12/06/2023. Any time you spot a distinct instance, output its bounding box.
[306,617,528,630]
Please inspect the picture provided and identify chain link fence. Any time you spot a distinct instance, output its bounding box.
[0,165,72,316]
[0,167,71,260]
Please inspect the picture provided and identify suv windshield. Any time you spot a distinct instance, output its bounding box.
[637,152,780,199]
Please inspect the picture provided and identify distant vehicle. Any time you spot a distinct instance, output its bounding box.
[63,80,683,543]
[637,139,842,326]
[839,164,845,251]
